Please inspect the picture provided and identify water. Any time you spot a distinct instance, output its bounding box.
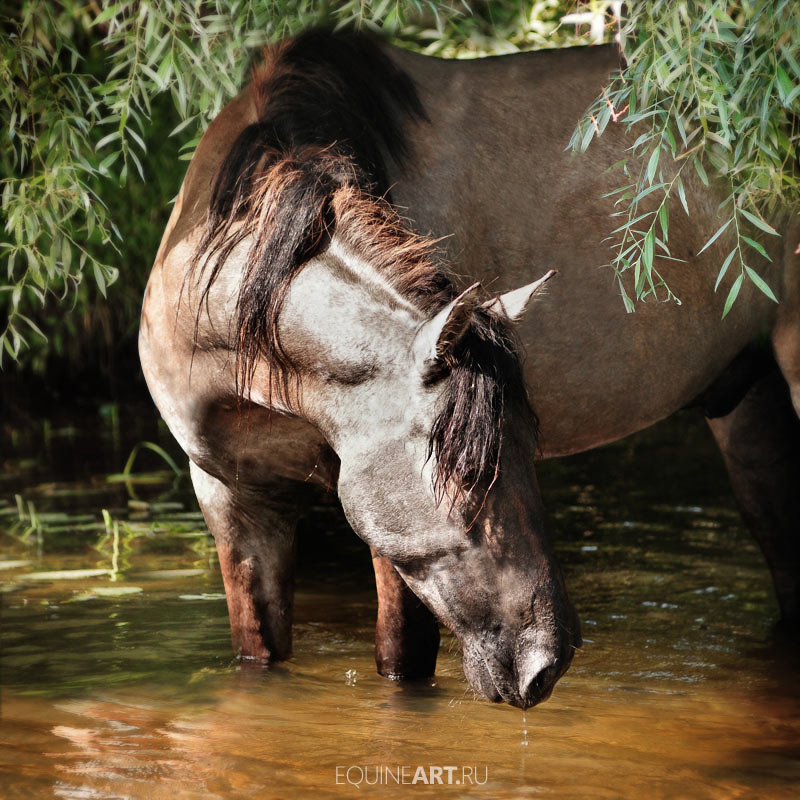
[1,405,798,798]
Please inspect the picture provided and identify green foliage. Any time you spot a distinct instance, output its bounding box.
[571,0,799,316]
[401,0,583,57]
[1,0,585,372]
[5,0,797,373]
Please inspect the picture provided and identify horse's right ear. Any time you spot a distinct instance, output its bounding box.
[482,270,557,320]
[414,282,482,368]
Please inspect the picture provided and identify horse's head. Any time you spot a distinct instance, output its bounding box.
[276,235,580,708]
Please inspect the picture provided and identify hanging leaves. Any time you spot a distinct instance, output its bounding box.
[0,0,588,366]
[571,0,799,316]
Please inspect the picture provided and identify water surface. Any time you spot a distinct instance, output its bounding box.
[1,406,798,798]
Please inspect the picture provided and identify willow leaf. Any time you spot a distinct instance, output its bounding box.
[721,272,744,319]
[697,218,732,256]
[744,266,777,302]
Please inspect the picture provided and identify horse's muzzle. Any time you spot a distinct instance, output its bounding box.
[462,622,580,708]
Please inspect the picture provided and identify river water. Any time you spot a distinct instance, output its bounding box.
[1,405,798,798]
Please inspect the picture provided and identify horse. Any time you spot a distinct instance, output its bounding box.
[139,30,800,709]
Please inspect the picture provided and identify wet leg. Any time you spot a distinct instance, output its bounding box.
[706,368,800,621]
[372,552,440,679]
[190,461,298,660]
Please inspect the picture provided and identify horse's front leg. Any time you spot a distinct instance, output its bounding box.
[190,462,298,661]
[371,552,440,679]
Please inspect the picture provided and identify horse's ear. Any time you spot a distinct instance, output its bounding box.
[482,270,557,321]
[415,282,482,366]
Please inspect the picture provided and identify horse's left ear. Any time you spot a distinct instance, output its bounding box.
[482,270,557,320]
[415,282,482,366]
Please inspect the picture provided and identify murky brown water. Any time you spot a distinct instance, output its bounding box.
[1,406,798,798]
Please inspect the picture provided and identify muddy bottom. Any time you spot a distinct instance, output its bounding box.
[1,406,798,798]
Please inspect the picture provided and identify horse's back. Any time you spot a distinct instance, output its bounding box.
[387,44,784,455]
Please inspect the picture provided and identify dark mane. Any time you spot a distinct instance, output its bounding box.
[193,29,433,387]
[192,29,537,508]
[428,309,536,510]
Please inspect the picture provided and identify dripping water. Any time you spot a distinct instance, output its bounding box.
[521,710,528,747]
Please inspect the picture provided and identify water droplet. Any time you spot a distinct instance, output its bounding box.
[521,711,528,747]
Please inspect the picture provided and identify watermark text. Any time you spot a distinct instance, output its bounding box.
[335,765,488,787]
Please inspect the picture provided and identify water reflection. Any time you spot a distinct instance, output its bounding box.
[4,659,797,799]
[1,408,799,797]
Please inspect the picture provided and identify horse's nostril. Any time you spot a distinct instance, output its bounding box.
[518,660,557,708]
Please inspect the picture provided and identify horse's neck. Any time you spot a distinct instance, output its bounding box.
[281,252,422,355]
[326,238,425,319]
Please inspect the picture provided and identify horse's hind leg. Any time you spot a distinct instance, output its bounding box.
[372,552,440,679]
[190,462,298,660]
[706,366,800,622]
[772,221,800,417]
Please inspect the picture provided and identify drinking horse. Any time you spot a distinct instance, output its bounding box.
[139,31,800,708]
